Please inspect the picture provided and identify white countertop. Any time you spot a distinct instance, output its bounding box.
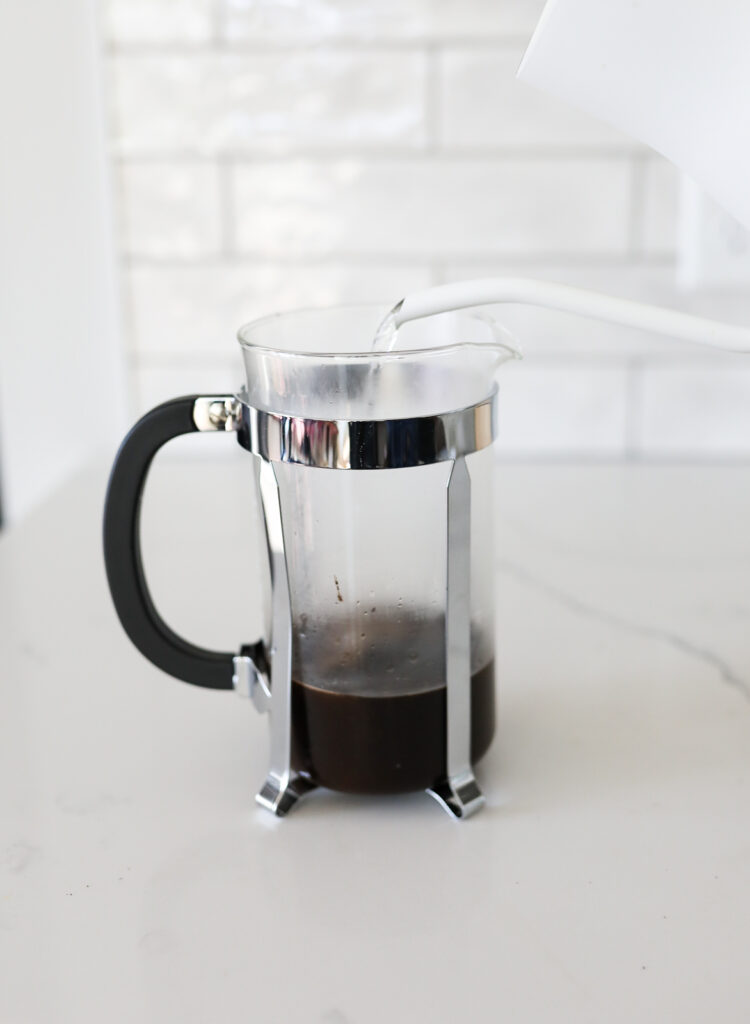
[2,460,749,1023]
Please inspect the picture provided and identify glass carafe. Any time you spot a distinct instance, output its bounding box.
[103,305,519,819]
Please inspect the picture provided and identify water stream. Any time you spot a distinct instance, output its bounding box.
[370,305,400,354]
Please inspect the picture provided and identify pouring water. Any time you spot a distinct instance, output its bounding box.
[370,304,401,354]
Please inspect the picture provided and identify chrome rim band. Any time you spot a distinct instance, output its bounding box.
[236,390,497,469]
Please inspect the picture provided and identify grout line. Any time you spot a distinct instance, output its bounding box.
[128,364,145,412]
[103,35,537,56]
[423,43,440,155]
[211,0,225,46]
[121,250,653,267]
[623,357,644,460]
[217,157,235,257]
[628,154,647,259]
[110,146,642,162]
[120,251,676,269]
[117,239,138,357]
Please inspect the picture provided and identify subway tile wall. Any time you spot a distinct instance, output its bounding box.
[102,0,750,458]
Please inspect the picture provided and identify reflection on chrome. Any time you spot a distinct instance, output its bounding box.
[237,389,497,470]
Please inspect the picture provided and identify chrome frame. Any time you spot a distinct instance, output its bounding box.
[426,456,485,819]
[213,390,496,819]
[254,459,317,816]
[236,389,497,470]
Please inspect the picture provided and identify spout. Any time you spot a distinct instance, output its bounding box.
[392,277,750,354]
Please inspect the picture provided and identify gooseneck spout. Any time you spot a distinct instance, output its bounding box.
[391,277,750,354]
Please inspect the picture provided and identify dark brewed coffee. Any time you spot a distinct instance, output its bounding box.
[291,660,495,795]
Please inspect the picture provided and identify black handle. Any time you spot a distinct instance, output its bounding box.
[103,395,235,689]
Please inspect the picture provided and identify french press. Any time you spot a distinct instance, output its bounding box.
[103,305,518,819]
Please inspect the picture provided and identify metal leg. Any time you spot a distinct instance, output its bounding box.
[255,460,316,816]
[427,456,485,820]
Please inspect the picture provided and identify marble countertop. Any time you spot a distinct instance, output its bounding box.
[2,460,749,1023]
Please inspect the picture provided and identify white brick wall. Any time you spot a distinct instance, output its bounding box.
[638,362,750,457]
[110,52,427,154]
[118,162,223,256]
[219,0,548,43]
[102,0,750,457]
[231,158,632,257]
[104,0,216,44]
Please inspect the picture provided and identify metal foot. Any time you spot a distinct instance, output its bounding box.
[427,771,485,819]
[256,772,317,817]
